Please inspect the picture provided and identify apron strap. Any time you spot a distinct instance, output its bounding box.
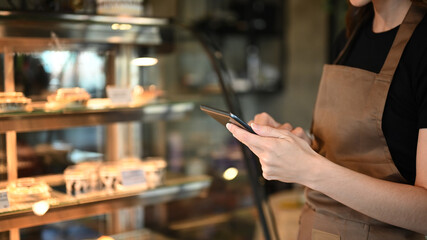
[377,4,426,81]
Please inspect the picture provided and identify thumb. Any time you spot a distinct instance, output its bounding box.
[251,123,290,139]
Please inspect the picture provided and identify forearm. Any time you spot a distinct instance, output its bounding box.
[306,156,427,234]
[227,122,427,233]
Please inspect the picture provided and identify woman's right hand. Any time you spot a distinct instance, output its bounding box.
[250,112,313,146]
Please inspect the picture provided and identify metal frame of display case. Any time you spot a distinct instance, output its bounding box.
[0,102,195,133]
[0,11,169,25]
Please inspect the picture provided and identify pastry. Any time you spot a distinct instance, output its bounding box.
[0,92,32,113]
[46,87,90,110]
[7,178,50,203]
[142,157,167,189]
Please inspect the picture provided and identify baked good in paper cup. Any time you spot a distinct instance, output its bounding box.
[46,87,90,110]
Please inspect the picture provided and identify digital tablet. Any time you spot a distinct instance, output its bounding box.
[200,105,255,134]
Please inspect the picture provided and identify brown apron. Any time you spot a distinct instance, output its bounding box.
[298,4,426,240]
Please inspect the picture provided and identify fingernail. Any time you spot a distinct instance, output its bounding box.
[226,123,231,130]
[251,123,258,130]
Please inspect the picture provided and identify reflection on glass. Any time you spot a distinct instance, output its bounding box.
[13,50,107,101]
[131,57,158,67]
[39,51,106,96]
[17,126,105,178]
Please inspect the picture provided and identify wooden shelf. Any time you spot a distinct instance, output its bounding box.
[0,101,194,133]
[88,229,174,240]
[0,174,211,231]
[0,11,169,26]
[0,11,170,50]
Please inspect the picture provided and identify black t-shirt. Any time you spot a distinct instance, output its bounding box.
[332,15,427,184]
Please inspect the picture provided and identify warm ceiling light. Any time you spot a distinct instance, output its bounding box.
[131,57,158,66]
[223,167,238,181]
[111,23,132,30]
[111,23,120,30]
[119,24,132,30]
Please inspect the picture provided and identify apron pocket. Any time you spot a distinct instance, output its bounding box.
[312,229,340,240]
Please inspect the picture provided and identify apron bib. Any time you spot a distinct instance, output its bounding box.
[298,4,426,240]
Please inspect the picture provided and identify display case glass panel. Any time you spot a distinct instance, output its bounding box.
[0,11,262,240]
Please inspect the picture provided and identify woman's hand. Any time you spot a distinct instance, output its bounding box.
[250,112,313,146]
[226,122,323,185]
[228,122,427,234]
[228,117,427,234]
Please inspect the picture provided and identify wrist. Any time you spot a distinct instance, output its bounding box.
[303,154,335,190]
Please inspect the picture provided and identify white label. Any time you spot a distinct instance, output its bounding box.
[97,0,143,16]
[121,169,146,186]
[0,190,10,209]
[106,87,132,105]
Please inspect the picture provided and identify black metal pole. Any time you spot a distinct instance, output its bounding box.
[189,29,279,240]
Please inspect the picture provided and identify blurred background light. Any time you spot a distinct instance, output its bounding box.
[223,167,238,180]
[131,57,158,66]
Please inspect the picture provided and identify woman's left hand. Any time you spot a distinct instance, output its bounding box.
[249,112,313,146]
[228,123,427,234]
[226,122,323,184]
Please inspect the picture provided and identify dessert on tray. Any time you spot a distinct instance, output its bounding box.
[46,87,91,110]
[0,92,32,113]
[7,178,51,203]
[131,85,163,106]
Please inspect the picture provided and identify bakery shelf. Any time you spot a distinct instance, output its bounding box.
[0,174,211,231]
[88,229,174,240]
[0,174,66,188]
[0,11,169,52]
[0,11,169,26]
[0,100,194,133]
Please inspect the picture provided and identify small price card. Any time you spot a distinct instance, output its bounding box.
[0,190,10,209]
[106,86,132,105]
[121,169,146,186]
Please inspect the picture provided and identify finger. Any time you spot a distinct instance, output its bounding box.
[226,123,265,148]
[279,122,293,131]
[251,123,292,140]
[291,127,305,138]
[254,112,281,128]
[226,124,266,157]
[292,127,312,145]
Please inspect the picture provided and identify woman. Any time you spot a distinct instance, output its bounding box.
[227,0,427,239]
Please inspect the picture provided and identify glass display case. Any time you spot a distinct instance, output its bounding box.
[0,9,271,240]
